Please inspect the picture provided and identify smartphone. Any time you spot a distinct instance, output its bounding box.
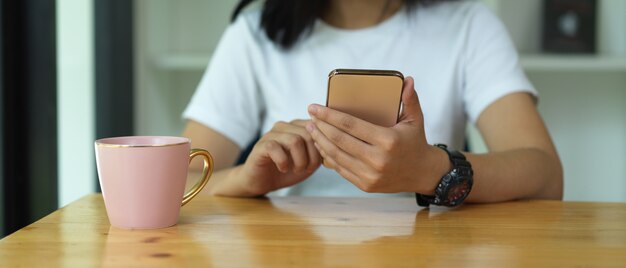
[326,69,404,127]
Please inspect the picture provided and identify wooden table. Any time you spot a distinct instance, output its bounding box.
[1,194,625,267]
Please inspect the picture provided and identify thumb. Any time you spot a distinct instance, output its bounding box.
[398,76,424,123]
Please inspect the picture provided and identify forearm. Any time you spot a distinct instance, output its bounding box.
[464,148,563,203]
[199,165,261,197]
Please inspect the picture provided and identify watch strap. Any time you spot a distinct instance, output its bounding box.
[442,145,472,171]
[415,193,432,207]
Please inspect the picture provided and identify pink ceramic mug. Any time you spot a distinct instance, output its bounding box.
[95,136,214,229]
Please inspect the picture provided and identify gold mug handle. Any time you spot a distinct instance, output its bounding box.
[181,148,214,206]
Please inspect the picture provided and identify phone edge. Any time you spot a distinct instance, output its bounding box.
[328,69,404,80]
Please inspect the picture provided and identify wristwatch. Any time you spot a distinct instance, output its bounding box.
[415,144,473,207]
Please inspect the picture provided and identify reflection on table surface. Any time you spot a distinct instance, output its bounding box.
[1,194,626,267]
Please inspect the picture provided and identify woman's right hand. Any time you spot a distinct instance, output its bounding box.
[239,119,322,196]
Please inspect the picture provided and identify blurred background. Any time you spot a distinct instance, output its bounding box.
[1,0,625,237]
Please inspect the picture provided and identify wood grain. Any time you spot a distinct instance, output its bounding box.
[1,194,625,267]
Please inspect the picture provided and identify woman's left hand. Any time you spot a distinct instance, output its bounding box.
[307,76,450,194]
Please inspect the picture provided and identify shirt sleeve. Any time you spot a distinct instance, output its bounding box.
[183,14,264,149]
[462,4,537,123]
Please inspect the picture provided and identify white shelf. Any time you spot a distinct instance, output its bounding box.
[520,54,626,72]
[154,53,626,72]
[152,54,211,71]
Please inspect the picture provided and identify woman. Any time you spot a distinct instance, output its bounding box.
[182,0,563,204]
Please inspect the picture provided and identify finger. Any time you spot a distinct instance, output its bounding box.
[308,119,374,165]
[308,123,373,180]
[289,119,311,127]
[398,76,424,123]
[276,121,321,171]
[263,140,290,173]
[308,104,389,145]
[289,120,322,171]
[316,143,364,189]
[273,132,308,173]
[303,137,322,172]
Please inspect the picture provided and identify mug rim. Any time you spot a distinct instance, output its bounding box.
[95,136,190,148]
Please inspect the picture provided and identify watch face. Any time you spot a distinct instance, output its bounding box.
[446,179,471,204]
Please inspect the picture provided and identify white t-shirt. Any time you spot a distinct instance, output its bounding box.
[183,1,536,197]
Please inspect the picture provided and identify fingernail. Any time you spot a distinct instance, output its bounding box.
[306,123,315,132]
[308,104,319,115]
